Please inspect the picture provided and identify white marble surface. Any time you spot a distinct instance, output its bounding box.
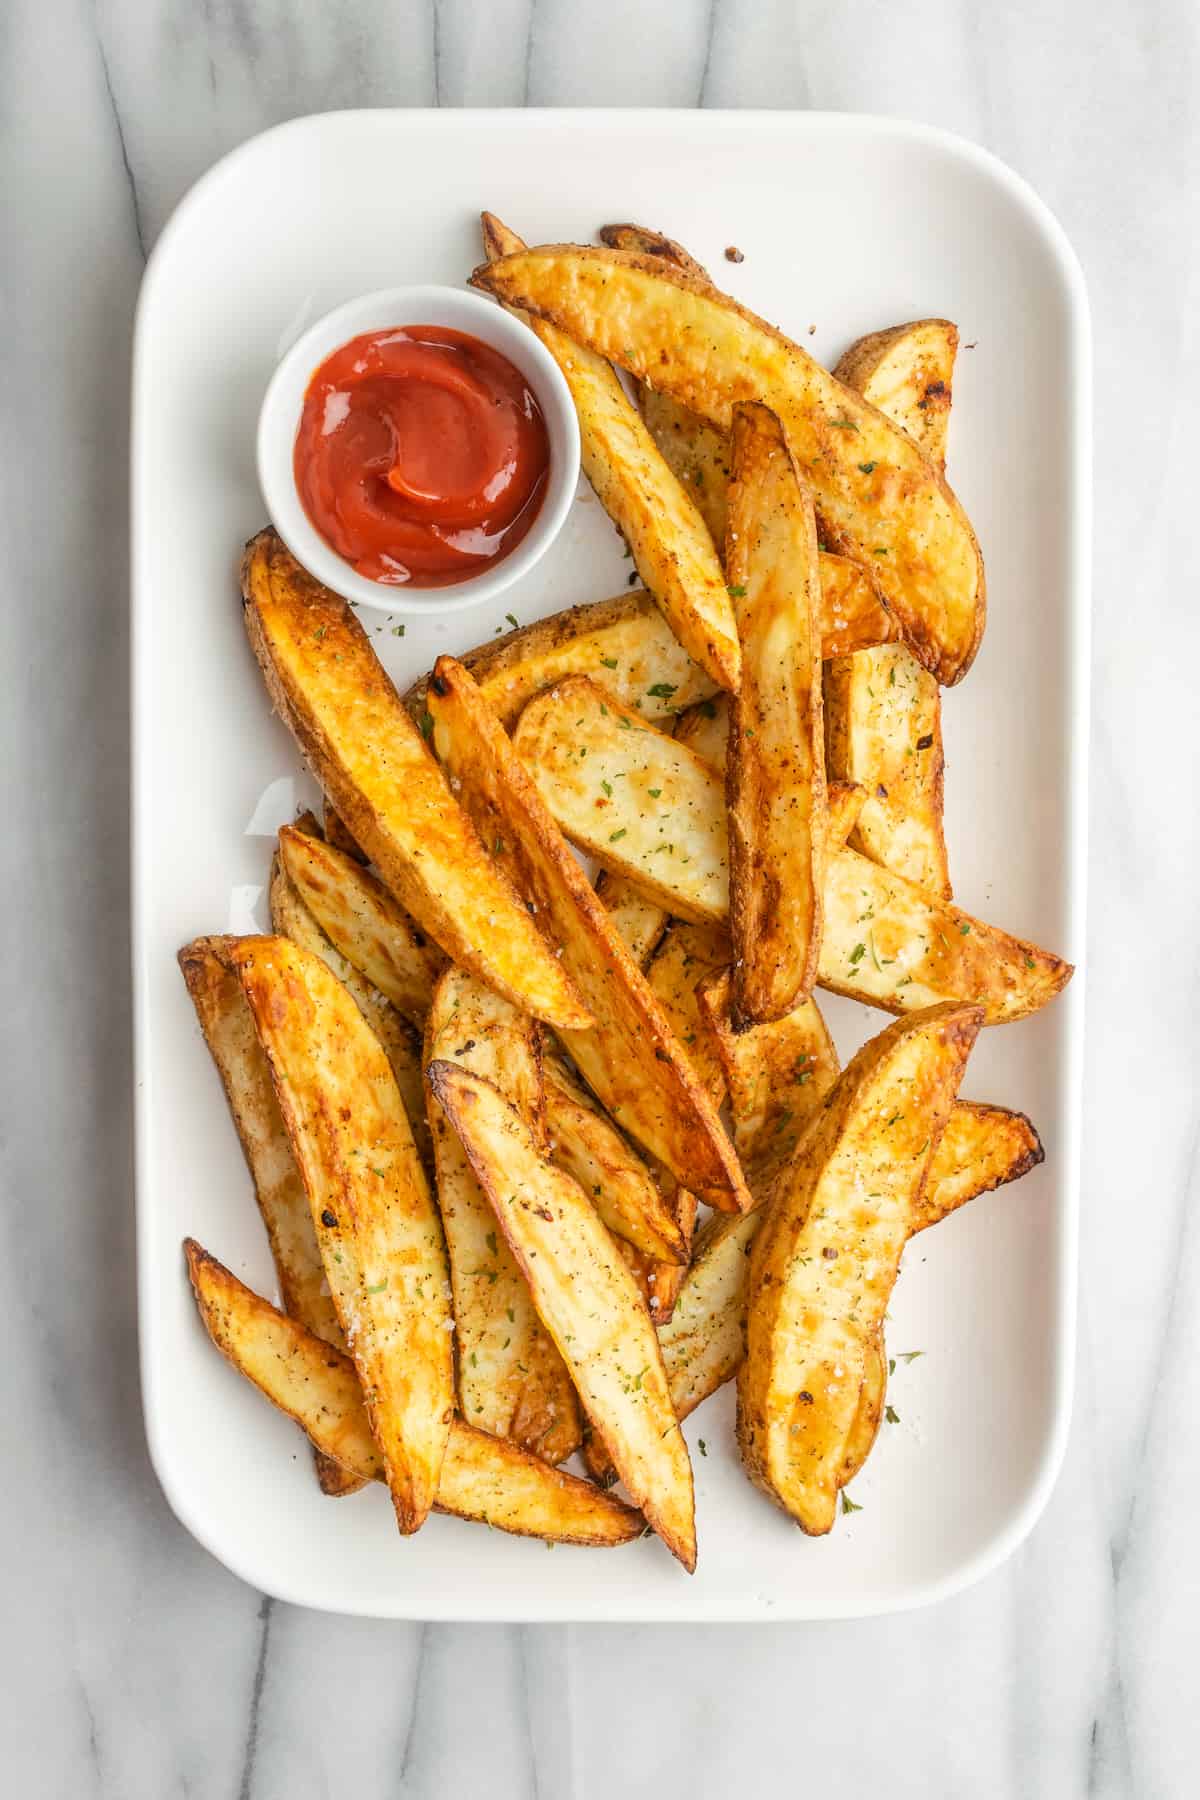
[1,2,1196,1794]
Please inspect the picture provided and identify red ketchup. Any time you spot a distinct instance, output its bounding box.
[293,326,549,588]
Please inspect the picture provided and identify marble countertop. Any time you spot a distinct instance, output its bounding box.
[2,2,1196,1794]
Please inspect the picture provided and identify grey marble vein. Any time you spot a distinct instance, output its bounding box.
[2,0,1199,1794]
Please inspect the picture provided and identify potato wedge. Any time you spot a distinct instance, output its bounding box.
[840,1333,887,1485]
[409,591,719,730]
[833,320,958,466]
[644,922,730,1103]
[428,1061,697,1569]
[825,317,959,898]
[517,681,1072,1023]
[426,656,749,1209]
[725,403,826,1020]
[599,222,711,280]
[659,1091,1043,1429]
[673,695,728,769]
[543,1054,685,1263]
[185,1243,642,1546]
[483,213,739,693]
[178,935,360,1497]
[738,1004,981,1532]
[229,935,453,1536]
[277,824,444,1023]
[513,675,729,927]
[241,529,588,1031]
[323,800,368,862]
[698,971,839,1197]
[594,867,668,967]
[269,854,434,1177]
[471,247,985,685]
[424,966,581,1465]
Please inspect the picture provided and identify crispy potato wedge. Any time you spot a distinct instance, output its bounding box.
[428,1061,697,1569]
[409,591,719,730]
[819,846,1073,1024]
[673,695,728,769]
[269,854,434,1177]
[185,1243,641,1546]
[909,1100,1044,1232]
[483,213,739,693]
[229,935,453,1536]
[543,1054,685,1263]
[825,647,950,897]
[426,656,748,1210]
[833,320,958,467]
[594,867,668,967]
[518,685,1071,1023]
[323,800,368,862]
[514,675,729,927]
[277,824,443,1023]
[424,966,582,1465]
[699,971,839,1197]
[599,222,711,279]
[659,1091,1043,1429]
[840,1333,887,1486]
[241,529,588,1032]
[471,247,985,685]
[737,1004,981,1532]
[178,935,360,1497]
[725,403,826,1020]
[825,317,959,898]
[644,923,730,1102]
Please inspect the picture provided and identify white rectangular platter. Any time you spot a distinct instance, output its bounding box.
[133,109,1089,1620]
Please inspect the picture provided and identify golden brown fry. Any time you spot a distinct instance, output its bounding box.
[513,676,729,927]
[644,923,730,1103]
[825,318,960,898]
[241,529,589,1031]
[427,656,749,1210]
[482,213,740,693]
[840,1333,887,1486]
[424,966,581,1464]
[599,222,711,280]
[737,1004,981,1533]
[185,1243,642,1546]
[178,934,360,1497]
[659,1093,1044,1427]
[594,867,668,967]
[725,403,826,1020]
[543,1054,685,1263]
[428,1061,697,1569]
[269,854,434,1177]
[229,935,453,1536]
[471,247,985,684]
[278,824,443,1024]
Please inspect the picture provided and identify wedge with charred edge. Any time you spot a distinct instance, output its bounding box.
[698,970,839,1197]
[425,966,581,1465]
[229,935,453,1535]
[599,222,711,280]
[269,855,434,1177]
[323,800,368,862]
[184,1243,642,1546]
[426,656,749,1210]
[673,696,729,769]
[738,1003,981,1533]
[594,868,668,968]
[471,247,985,685]
[178,935,360,1497]
[517,684,1072,1023]
[278,824,444,1023]
[658,1093,1044,1430]
[725,403,826,1020]
[514,676,730,927]
[825,318,959,899]
[543,1054,685,1263]
[482,213,739,694]
[428,1061,697,1569]
[644,923,730,1103]
[241,529,589,1031]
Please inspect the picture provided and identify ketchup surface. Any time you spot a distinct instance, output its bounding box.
[294,326,550,588]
